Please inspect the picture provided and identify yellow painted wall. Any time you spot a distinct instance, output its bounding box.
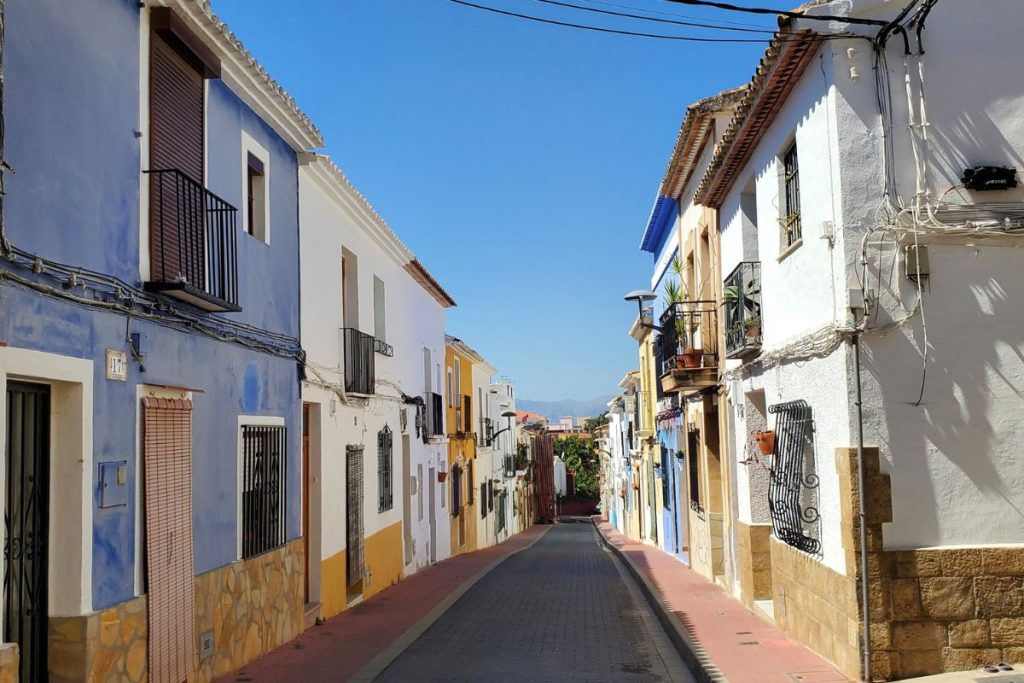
[363,521,405,599]
[320,548,348,619]
[445,342,478,555]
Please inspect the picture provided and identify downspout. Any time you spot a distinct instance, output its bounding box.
[852,327,871,682]
[0,0,8,256]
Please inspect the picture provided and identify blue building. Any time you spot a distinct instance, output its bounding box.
[0,1,322,680]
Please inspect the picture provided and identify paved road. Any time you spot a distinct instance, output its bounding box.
[375,523,694,683]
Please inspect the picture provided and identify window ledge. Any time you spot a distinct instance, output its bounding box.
[777,238,804,262]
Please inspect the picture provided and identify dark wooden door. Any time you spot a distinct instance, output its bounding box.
[302,405,310,603]
[4,382,50,683]
[150,32,205,287]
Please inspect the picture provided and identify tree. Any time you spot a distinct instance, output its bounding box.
[555,434,600,499]
[582,412,608,434]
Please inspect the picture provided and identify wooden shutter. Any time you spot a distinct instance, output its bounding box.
[346,446,365,587]
[150,32,205,286]
[143,397,195,683]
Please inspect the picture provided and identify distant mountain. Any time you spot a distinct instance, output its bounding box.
[517,396,616,423]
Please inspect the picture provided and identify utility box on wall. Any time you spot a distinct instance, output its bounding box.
[98,460,129,508]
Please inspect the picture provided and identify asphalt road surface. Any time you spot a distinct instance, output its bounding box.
[375,523,695,683]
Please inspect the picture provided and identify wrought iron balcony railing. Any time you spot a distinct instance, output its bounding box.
[723,262,762,358]
[425,392,444,438]
[373,338,394,357]
[145,168,239,312]
[340,328,375,394]
[481,417,495,447]
[453,394,472,436]
[658,301,719,375]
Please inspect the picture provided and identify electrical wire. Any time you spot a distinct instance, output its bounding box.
[535,0,776,34]
[580,0,768,28]
[658,0,889,26]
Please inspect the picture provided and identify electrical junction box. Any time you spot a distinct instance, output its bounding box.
[962,165,1018,191]
[98,460,129,508]
[905,244,930,283]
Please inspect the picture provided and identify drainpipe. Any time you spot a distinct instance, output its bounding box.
[852,327,871,682]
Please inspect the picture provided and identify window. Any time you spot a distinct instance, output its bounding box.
[241,132,269,243]
[688,429,702,515]
[341,248,359,329]
[447,367,454,408]
[240,422,286,559]
[378,426,393,512]
[480,484,487,518]
[467,460,474,505]
[451,465,462,513]
[373,276,386,343]
[417,464,424,521]
[781,140,801,250]
[661,446,671,510]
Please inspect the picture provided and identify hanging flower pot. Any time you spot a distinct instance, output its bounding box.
[753,430,775,456]
[438,471,448,483]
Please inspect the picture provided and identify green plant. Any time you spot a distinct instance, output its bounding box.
[663,279,684,307]
[744,315,761,330]
[722,284,739,303]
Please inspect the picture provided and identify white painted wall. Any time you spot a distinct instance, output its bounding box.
[298,158,449,583]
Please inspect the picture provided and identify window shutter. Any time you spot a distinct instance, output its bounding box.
[346,446,365,586]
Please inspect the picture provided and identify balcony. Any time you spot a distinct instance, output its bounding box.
[340,328,375,394]
[452,394,472,437]
[373,338,394,357]
[145,168,239,312]
[425,392,444,438]
[504,454,515,478]
[724,262,762,359]
[658,301,719,395]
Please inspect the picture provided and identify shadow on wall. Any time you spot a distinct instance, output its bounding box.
[863,245,1024,547]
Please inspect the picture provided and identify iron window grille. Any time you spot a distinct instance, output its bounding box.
[346,445,365,587]
[782,141,802,248]
[481,484,488,518]
[241,424,287,559]
[451,465,462,515]
[467,461,474,505]
[768,400,820,555]
[723,261,763,358]
[341,328,376,394]
[504,455,515,479]
[481,418,495,447]
[145,168,240,312]
[424,392,444,439]
[488,482,494,512]
[378,426,393,512]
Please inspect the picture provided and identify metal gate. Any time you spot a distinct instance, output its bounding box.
[4,382,50,683]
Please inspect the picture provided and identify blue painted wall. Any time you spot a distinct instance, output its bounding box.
[3,0,303,610]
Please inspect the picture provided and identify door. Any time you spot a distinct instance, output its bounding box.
[345,446,364,592]
[4,382,50,683]
[427,467,437,563]
[302,405,310,603]
[149,30,206,287]
[142,396,196,683]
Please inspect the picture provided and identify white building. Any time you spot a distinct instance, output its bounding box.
[489,381,522,538]
[703,2,1024,679]
[298,155,455,622]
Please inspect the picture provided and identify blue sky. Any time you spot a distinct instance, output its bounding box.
[212,0,775,401]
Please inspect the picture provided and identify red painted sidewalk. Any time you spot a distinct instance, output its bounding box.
[214,525,550,683]
[595,518,851,683]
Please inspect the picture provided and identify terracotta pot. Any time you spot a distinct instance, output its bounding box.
[745,325,761,340]
[680,348,704,369]
[754,430,775,456]
[438,471,448,483]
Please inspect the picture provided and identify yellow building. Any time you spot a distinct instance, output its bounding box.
[445,336,481,555]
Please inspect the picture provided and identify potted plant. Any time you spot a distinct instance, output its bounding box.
[744,315,761,341]
[679,315,703,368]
[438,470,448,483]
[753,430,775,456]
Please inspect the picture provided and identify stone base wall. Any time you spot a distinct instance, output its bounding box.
[735,522,773,606]
[771,536,861,676]
[194,538,305,681]
[48,539,304,683]
[689,510,725,581]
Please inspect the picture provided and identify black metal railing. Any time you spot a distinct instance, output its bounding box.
[241,424,287,559]
[767,400,820,555]
[425,392,444,438]
[341,328,375,394]
[659,302,719,375]
[724,262,762,358]
[145,168,239,311]
[481,417,495,446]
[374,338,394,357]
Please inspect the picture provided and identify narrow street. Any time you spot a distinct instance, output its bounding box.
[375,523,693,683]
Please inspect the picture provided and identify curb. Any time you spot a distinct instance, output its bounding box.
[349,525,553,682]
[593,519,729,683]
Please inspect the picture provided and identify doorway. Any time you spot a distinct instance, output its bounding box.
[4,382,50,683]
[428,467,437,563]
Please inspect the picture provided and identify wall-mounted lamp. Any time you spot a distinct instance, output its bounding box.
[490,411,518,442]
[623,290,662,332]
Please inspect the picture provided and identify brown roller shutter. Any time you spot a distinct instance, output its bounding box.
[143,397,196,683]
[150,32,205,288]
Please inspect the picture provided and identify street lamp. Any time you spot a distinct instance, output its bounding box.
[490,410,518,442]
[623,289,662,331]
